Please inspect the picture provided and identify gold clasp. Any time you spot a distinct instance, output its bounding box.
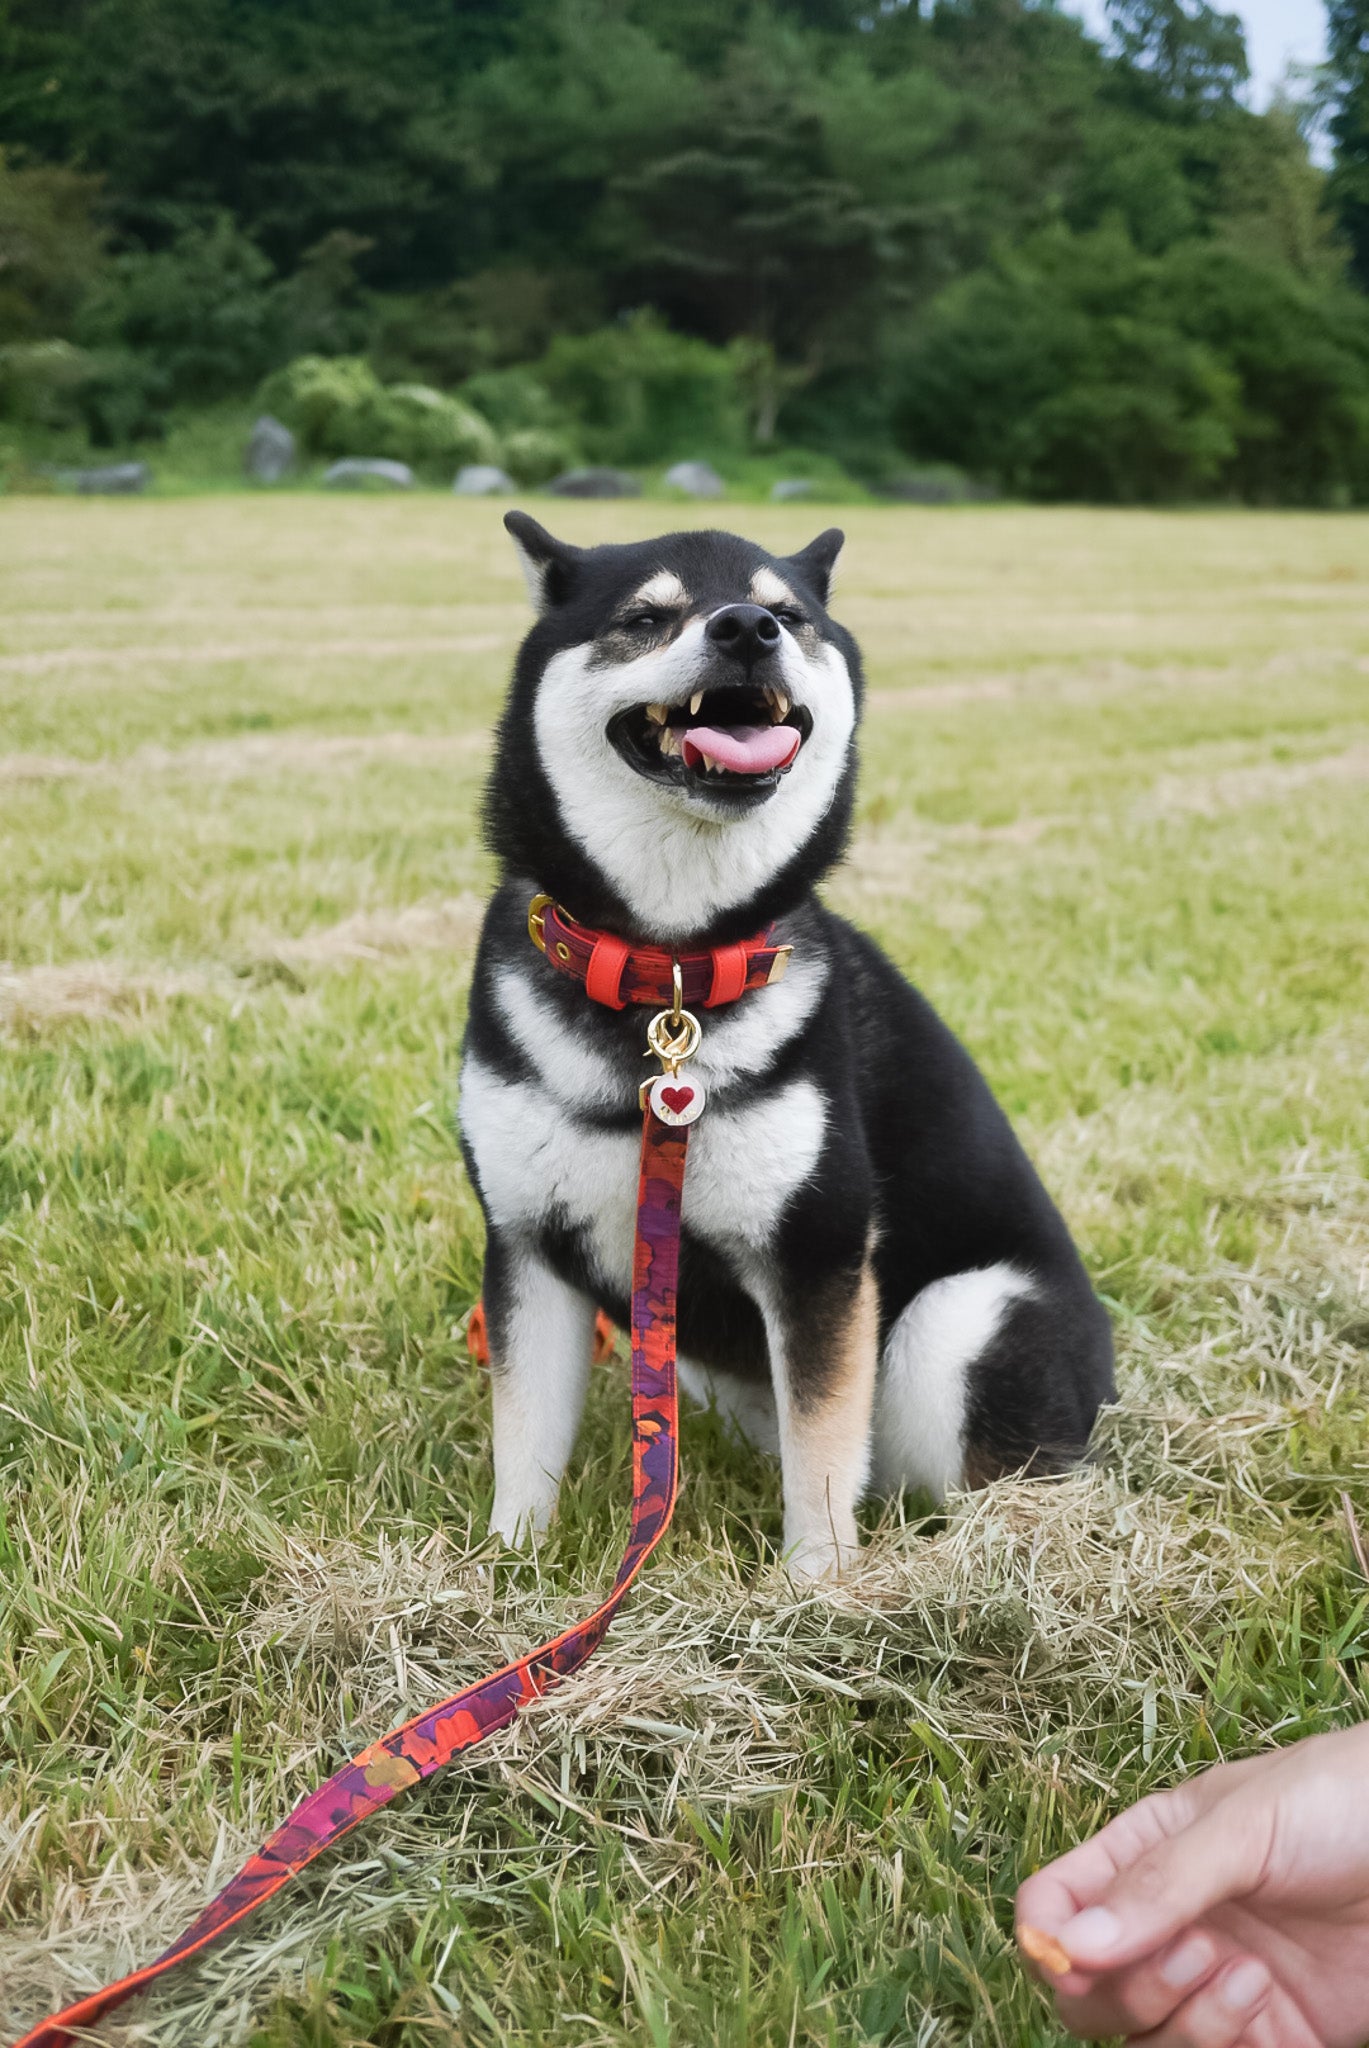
[645,1005,701,1074]
[527,892,553,953]
[640,1005,702,1112]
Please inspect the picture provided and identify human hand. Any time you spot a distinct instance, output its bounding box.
[1015,1723,1369,2046]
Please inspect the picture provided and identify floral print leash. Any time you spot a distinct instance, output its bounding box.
[15,982,709,2047]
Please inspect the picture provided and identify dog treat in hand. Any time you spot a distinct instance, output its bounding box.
[1018,1925,1074,1977]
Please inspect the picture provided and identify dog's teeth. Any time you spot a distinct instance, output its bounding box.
[658,727,681,756]
[645,702,668,726]
[690,691,704,716]
[774,690,791,719]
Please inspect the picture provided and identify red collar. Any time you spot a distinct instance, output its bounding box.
[528,894,791,1011]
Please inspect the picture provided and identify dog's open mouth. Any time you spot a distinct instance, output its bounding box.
[608,683,811,802]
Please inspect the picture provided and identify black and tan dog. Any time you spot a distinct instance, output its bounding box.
[459,513,1113,1577]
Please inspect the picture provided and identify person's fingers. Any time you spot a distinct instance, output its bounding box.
[1130,1956,1272,2048]
[1017,1788,1198,1959]
[1017,1756,1279,1966]
[1053,1928,1225,2038]
[1055,1797,1273,1974]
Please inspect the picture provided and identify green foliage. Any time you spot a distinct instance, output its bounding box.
[892,229,1235,501]
[1160,242,1369,503]
[457,366,563,436]
[504,426,577,485]
[380,385,502,471]
[603,73,898,402]
[536,314,747,465]
[74,214,278,403]
[894,226,1369,504]
[1328,0,1369,288]
[0,0,1362,499]
[0,152,105,343]
[0,338,91,425]
[452,368,580,480]
[257,355,501,472]
[70,348,171,445]
[256,354,385,455]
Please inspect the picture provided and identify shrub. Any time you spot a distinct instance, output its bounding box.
[256,356,502,471]
[458,368,578,477]
[256,354,383,453]
[459,366,564,435]
[535,312,747,465]
[75,348,171,444]
[504,426,577,484]
[0,338,169,444]
[380,384,501,468]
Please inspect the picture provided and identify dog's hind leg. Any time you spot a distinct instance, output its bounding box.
[677,1357,779,1455]
[483,1232,597,1545]
[763,1255,880,1581]
[871,1263,1113,1499]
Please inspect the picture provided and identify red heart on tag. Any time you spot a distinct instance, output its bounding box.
[660,1085,694,1115]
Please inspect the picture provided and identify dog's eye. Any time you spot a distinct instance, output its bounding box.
[623,610,665,633]
[771,606,806,628]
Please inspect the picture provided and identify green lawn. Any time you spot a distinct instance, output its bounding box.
[2,498,1368,2047]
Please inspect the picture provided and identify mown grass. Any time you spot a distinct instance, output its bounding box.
[1,498,1368,2046]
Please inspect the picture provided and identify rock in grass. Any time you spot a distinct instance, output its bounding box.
[770,478,815,502]
[664,460,725,499]
[322,458,414,489]
[453,464,515,496]
[53,462,151,495]
[546,467,641,498]
[244,415,296,484]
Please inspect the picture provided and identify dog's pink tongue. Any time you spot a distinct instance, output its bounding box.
[682,723,801,774]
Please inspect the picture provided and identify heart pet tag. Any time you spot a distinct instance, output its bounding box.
[648,1073,706,1126]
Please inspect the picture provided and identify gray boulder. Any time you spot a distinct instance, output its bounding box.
[54,462,151,495]
[546,467,641,498]
[244,414,296,484]
[770,478,815,502]
[453,464,515,496]
[322,458,414,489]
[664,460,725,499]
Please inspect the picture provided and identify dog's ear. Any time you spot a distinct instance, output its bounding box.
[504,510,583,614]
[783,528,845,608]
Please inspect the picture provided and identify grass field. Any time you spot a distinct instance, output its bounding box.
[2,498,1368,2048]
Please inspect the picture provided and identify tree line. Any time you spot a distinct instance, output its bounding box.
[3,0,1369,501]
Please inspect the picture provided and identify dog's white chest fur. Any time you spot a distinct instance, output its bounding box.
[459,954,829,1295]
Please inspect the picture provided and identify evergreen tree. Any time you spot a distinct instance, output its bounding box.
[1328,0,1369,285]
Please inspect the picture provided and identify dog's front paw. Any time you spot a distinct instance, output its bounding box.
[489,1494,553,1548]
[782,1534,854,1584]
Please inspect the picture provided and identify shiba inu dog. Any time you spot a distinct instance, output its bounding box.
[458,513,1114,1578]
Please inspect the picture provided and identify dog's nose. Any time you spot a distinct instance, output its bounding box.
[704,603,782,667]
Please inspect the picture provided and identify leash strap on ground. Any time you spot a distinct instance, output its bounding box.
[15,1110,687,2048]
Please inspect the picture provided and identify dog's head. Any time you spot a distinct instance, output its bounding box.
[485,514,863,941]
